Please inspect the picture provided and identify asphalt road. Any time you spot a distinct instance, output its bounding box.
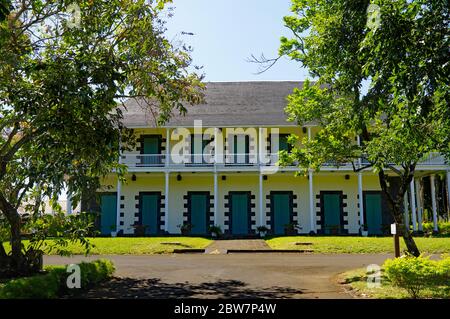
[45,253,393,299]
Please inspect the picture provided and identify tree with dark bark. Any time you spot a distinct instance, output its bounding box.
[0,0,204,277]
[272,0,449,256]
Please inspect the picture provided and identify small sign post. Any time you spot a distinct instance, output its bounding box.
[391,223,400,258]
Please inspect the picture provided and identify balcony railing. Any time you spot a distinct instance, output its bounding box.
[121,152,448,170]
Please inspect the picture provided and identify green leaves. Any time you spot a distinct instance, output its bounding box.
[384,255,450,298]
[280,0,449,172]
[0,0,204,272]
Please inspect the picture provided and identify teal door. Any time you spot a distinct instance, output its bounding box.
[364,193,383,235]
[100,193,117,235]
[322,193,342,234]
[142,136,160,165]
[272,193,291,235]
[140,193,160,235]
[189,193,208,235]
[230,193,250,234]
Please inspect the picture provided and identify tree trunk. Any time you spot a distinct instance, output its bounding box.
[0,193,28,275]
[402,225,420,256]
[378,170,421,257]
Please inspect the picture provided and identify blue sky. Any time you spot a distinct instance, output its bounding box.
[165,0,309,82]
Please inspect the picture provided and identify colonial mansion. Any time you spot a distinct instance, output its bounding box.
[78,82,450,237]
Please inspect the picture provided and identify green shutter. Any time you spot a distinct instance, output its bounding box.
[272,193,291,235]
[231,193,249,234]
[323,193,342,234]
[143,136,160,165]
[100,194,117,235]
[365,193,383,235]
[279,135,289,152]
[141,193,159,234]
[189,193,208,234]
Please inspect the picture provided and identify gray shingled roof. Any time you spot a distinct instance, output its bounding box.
[121,81,305,127]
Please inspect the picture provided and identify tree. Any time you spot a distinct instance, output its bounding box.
[276,0,449,256]
[0,0,204,276]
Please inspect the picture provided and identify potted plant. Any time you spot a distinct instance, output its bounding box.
[132,224,149,236]
[361,224,369,237]
[256,225,269,238]
[284,222,299,235]
[208,225,222,238]
[177,223,194,236]
[110,225,117,237]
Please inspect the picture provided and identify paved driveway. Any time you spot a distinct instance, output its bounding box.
[45,253,392,299]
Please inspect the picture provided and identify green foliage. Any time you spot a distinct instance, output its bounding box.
[0,259,114,299]
[0,0,204,274]
[208,225,222,236]
[21,212,96,257]
[422,222,450,237]
[278,0,448,256]
[279,0,449,173]
[77,259,116,288]
[384,255,450,298]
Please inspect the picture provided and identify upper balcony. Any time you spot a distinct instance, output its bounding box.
[120,152,448,173]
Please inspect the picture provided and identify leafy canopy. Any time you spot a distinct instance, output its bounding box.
[279,0,449,174]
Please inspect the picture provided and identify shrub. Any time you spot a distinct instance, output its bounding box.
[384,255,449,298]
[0,259,114,299]
[422,221,450,236]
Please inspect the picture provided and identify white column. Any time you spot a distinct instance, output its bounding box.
[430,174,438,232]
[258,127,263,165]
[214,172,218,225]
[415,178,423,232]
[308,170,315,233]
[358,173,364,230]
[356,135,364,232]
[307,127,315,233]
[447,171,450,217]
[259,173,264,226]
[164,172,169,232]
[165,128,170,167]
[116,144,122,234]
[403,192,409,229]
[410,179,417,231]
[116,179,121,234]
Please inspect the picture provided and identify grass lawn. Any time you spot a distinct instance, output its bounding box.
[265,236,450,254]
[4,237,212,255]
[339,268,450,299]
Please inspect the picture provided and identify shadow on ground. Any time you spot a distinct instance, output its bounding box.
[68,277,304,299]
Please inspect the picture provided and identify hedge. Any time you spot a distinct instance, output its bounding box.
[384,255,450,298]
[0,259,115,299]
[422,222,450,236]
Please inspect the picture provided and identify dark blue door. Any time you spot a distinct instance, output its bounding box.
[100,193,117,235]
[230,193,250,235]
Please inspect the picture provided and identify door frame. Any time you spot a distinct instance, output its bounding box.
[269,191,294,234]
[228,191,252,234]
[319,191,345,235]
[186,191,211,234]
[97,192,117,235]
[138,191,162,235]
[362,191,383,235]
